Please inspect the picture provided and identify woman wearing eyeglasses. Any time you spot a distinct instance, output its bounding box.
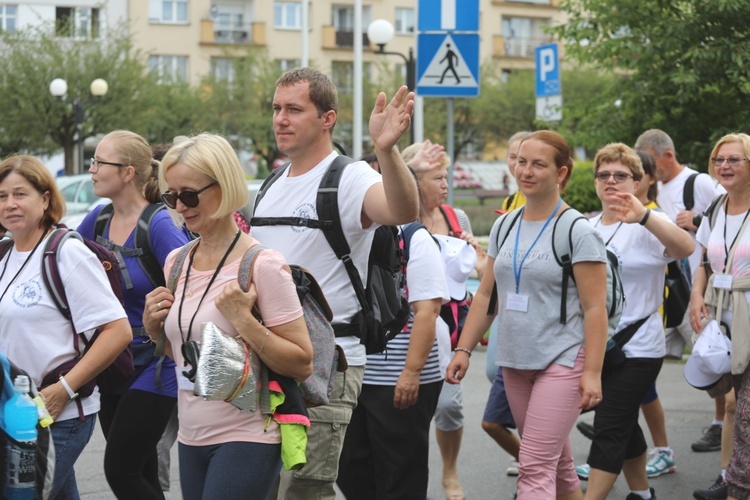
[77,130,190,499]
[574,143,693,500]
[142,133,313,500]
[690,134,750,500]
[0,155,132,499]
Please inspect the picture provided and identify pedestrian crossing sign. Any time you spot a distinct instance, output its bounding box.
[416,33,479,97]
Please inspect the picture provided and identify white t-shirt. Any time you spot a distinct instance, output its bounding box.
[0,234,127,421]
[251,152,381,366]
[591,213,674,358]
[657,167,725,280]
[363,226,450,385]
[696,205,750,326]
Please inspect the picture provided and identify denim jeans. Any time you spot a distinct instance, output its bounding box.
[48,413,97,500]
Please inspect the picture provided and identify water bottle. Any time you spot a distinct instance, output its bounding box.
[4,375,37,499]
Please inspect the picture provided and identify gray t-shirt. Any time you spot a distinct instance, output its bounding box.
[488,212,607,370]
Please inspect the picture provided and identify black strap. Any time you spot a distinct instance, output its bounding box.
[251,163,290,215]
[610,316,650,350]
[682,173,699,211]
[487,210,523,315]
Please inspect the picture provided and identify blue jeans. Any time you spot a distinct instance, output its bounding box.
[49,413,97,500]
[179,441,282,500]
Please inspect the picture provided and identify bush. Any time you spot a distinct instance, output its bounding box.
[563,161,601,215]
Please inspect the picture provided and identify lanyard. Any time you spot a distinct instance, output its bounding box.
[594,217,623,246]
[722,198,750,273]
[177,230,241,344]
[512,198,562,294]
[0,230,47,305]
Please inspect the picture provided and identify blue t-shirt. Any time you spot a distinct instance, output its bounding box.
[78,204,190,396]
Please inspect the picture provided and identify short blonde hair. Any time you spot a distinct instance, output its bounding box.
[159,133,248,220]
[594,142,644,181]
[0,155,65,231]
[708,133,750,178]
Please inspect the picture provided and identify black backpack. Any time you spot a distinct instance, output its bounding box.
[251,155,410,354]
[93,203,167,289]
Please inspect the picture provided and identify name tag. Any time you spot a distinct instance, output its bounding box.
[714,274,734,290]
[506,293,529,312]
[175,366,195,392]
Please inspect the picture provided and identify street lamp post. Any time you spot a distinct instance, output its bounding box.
[367,19,416,144]
[49,77,109,175]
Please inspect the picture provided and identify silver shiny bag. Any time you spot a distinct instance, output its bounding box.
[194,322,260,412]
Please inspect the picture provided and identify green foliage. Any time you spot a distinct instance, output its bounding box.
[563,161,601,214]
[552,0,750,165]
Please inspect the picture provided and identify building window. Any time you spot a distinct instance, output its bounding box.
[56,7,101,38]
[501,16,551,58]
[149,0,188,24]
[395,8,414,34]
[276,59,300,72]
[149,55,188,83]
[0,4,16,34]
[274,2,300,29]
[210,57,236,83]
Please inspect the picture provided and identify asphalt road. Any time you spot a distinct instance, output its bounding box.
[74,347,726,499]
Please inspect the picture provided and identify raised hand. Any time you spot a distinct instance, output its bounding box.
[369,85,415,152]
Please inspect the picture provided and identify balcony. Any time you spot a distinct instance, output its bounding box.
[494,35,552,58]
[322,25,370,49]
[200,19,266,46]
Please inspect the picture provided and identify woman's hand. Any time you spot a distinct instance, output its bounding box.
[445,351,470,384]
[578,369,602,410]
[215,281,258,327]
[689,293,710,334]
[394,369,420,409]
[609,192,648,224]
[39,383,70,421]
[409,140,445,171]
[143,287,175,340]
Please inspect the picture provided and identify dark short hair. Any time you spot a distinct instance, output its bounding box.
[277,67,338,133]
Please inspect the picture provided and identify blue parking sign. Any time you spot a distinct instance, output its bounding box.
[535,44,561,97]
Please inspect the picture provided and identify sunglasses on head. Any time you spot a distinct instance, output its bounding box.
[160,182,218,209]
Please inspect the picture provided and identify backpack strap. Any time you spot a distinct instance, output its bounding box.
[252,163,289,213]
[682,172,700,211]
[486,209,523,315]
[550,208,587,325]
[314,155,370,317]
[133,203,168,288]
[440,204,464,238]
[0,238,12,263]
[400,222,437,264]
[702,193,729,273]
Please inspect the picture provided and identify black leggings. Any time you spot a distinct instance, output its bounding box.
[100,390,177,500]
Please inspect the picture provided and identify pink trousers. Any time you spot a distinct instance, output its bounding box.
[503,348,585,499]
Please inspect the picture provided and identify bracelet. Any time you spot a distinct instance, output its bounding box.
[258,329,270,355]
[454,347,472,357]
[59,375,79,400]
[639,208,652,226]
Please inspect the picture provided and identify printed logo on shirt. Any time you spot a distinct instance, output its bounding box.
[12,280,43,308]
[291,202,318,233]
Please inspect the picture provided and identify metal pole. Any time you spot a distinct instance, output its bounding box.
[353,0,362,159]
[406,47,416,145]
[446,98,455,206]
[301,1,309,66]
[75,101,84,175]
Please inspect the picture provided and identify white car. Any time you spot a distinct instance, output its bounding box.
[55,174,103,216]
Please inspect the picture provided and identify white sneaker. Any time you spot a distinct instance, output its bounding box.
[506,459,519,476]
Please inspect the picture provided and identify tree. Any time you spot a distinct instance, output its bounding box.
[552,0,750,165]
[0,23,199,174]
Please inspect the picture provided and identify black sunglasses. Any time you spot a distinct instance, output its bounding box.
[161,182,218,209]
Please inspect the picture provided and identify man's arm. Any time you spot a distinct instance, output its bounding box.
[362,86,419,227]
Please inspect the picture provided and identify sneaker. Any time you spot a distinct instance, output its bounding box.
[693,474,728,500]
[626,487,656,500]
[691,424,723,452]
[575,463,590,481]
[506,459,519,476]
[645,448,676,478]
[576,421,595,440]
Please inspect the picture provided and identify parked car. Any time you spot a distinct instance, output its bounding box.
[55,174,103,216]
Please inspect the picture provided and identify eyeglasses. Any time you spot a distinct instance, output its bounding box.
[160,182,218,209]
[711,156,748,168]
[90,157,128,173]
[594,171,634,183]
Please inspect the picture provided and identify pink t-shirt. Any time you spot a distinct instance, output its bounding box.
[164,241,303,446]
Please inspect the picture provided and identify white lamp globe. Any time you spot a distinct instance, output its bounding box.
[367,19,395,46]
[49,78,68,97]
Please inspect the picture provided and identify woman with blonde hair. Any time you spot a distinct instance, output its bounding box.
[77,130,190,498]
[0,155,131,499]
[143,133,312,499]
